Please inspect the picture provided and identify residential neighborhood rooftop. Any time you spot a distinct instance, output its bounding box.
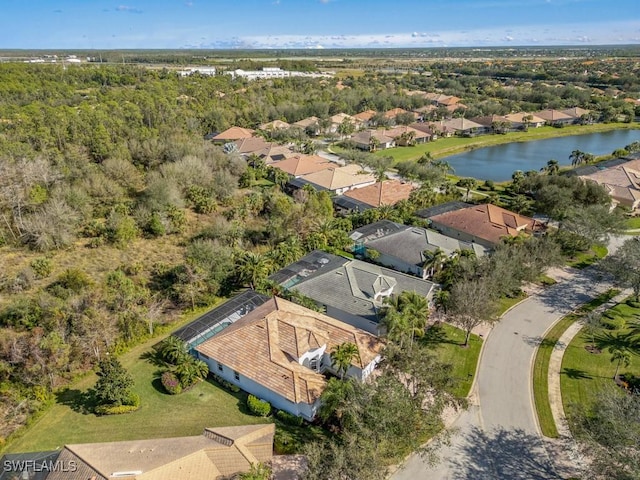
[196,297,382,405]
[341,180,415,208]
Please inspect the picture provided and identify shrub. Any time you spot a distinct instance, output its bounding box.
[274,428,299,454]
[626,299,640,309]
[30,257,53,278]
[95,404,139,415]
[247,395,271,417]
[161,371,182,395]
[210,374,241,393]
[276,409,304,426]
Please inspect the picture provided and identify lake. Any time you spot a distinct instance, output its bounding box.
[444,129,640,181]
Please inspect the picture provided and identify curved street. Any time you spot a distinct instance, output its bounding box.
[392,266,614,479]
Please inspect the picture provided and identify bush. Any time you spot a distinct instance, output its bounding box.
[95,404,139,415]
[30,257,53,278]
[274,428,299,454]
[161,371,182,395]
[210,374,241,393]
[247,395,271,417]
[276,409,304,426]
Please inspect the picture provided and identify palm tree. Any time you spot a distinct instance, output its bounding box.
[318,377,358,429]
[458,177,477,201]
[369,136,381,152]
[545,159,560,175]
[235,251,272,290]
[609,346,631,380]
[331,342,360,379]
[409,184,437,209]
[569,149,585,167]
[268,167,290,190]
[175,357,209,387]
[160,336,189,365]
[380,291,429,349]
[422,248,447,279]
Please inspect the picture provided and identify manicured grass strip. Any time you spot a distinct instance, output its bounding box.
[561,303,640,418]
[625,216,640,230]
[425,323,483,398]
[532,289,618,438]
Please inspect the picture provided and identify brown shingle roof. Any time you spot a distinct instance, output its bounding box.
[430,204,540,245]
[351,129,395,146]
[234,136,272,155]
[534,109,574,122]
[196,297,382,405]
[257,144,296,162]
[343,180,415,208]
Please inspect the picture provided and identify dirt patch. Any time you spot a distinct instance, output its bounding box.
[584,345,602,354]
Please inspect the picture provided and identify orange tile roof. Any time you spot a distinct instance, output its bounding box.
[212,126,255,141]
[342,180,415,207]
[383,108,415,119]
[353,110,377,121]
[196,297,382,405]
[267,154,334,176]
[383,125,431,139]
[300,164,376,191]
[430,204,540,245]
[534,109,574,122]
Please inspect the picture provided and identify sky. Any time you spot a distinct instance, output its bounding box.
[0,0,639,49]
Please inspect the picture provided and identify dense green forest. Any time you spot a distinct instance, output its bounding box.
[0,56,637,446]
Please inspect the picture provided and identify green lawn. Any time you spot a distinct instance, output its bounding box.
[532,289,619,438]
[497,291,528,316]
[424,323,483,398]
[561,301,640,419]
[372,123,637,164]
[625,216,640,230]
[566,244,608,269]
[4,335,269,453]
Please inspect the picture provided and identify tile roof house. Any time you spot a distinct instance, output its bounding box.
[383,125,431,144]
[352,110,377,126]
[351,129,396,151]
[533,109,575,126]
[579,159,640,210]
[256,144,297,163]
[329,113,360,132]
[267,154,334,177]
[383,108,418,123]
[350,221,488,279]
[440,118,484,136]
[468,115,511,134]
[503,113,546,129]
[259,119,292,131]
[294,164,376,194]
[11,424,276,480]
[338,180,415,211]
[292,116,320,130]
[196,297,382,421]
[210,126,255,143]
[560,107,592,123]
[233,136,272,156]
[429,204,543,248]
[271,251,435,334]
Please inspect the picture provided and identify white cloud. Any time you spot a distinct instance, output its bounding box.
[115,5,143,14]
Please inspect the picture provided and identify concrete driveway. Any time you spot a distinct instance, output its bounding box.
[392,268,611,479]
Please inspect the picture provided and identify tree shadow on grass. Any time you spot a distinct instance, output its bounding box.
[447,426,561,480]
[140,350,168,368]
[55,388,98,415]
[421,324,449,347]
[595,331,640,355]
[561,367,592,380]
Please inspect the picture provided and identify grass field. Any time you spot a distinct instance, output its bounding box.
[372,123,638,164]
[561,301,640,418]
[425,323,483,398]
[625,216,640,230]
[532,289,618,438]
[4,332,271,453]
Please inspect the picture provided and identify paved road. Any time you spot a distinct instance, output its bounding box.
[393,268,612,480]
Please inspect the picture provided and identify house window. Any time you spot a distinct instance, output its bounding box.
[217,362,223,372]
[310,358,318,371]
[234,371,240,381]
